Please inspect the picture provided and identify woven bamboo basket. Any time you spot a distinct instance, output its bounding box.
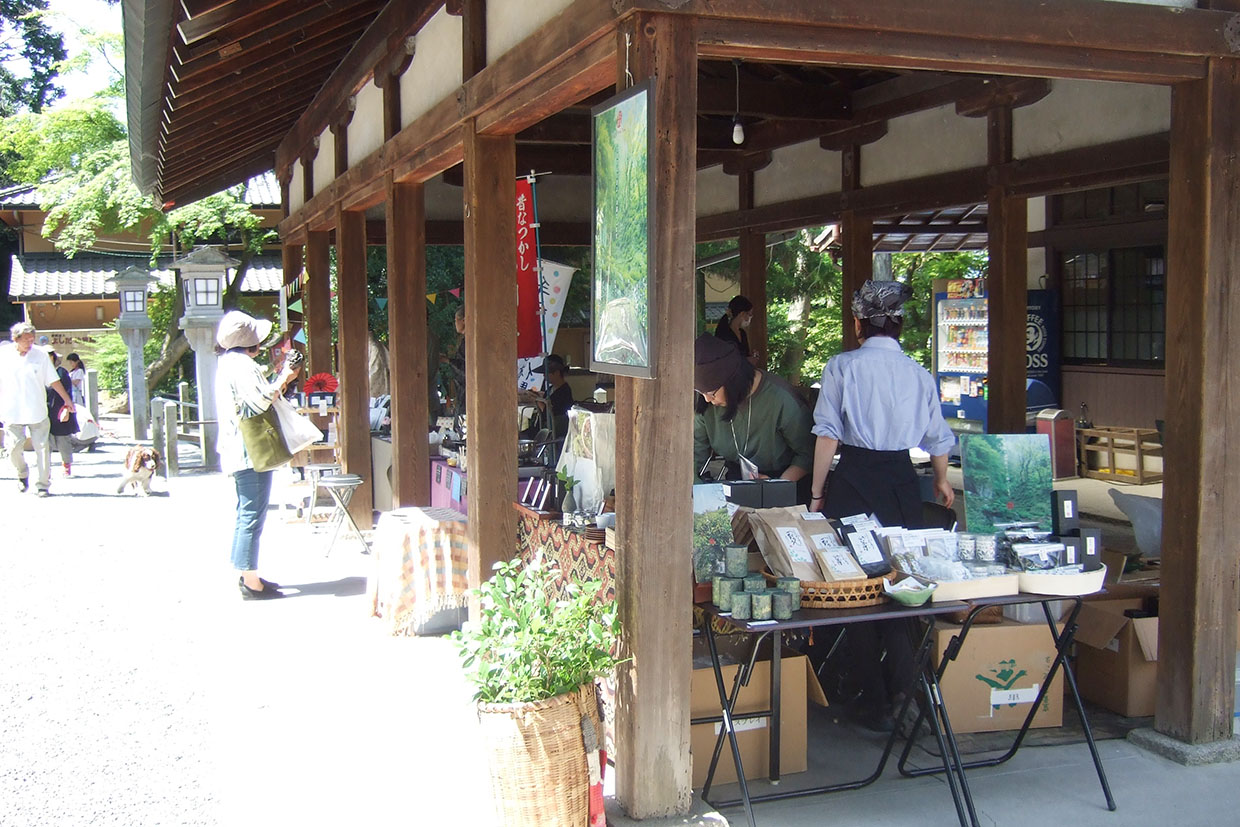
[763,571,890,609]
[477,683,600,827]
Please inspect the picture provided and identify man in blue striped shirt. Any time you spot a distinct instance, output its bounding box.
[809,280,956,525]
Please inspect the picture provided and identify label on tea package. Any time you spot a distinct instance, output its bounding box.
[810,533,842,550]
[776,526,813,563]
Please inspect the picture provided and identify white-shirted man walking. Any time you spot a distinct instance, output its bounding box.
[0,322,76,496]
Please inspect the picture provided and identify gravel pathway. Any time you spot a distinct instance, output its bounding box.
[0,434,495,827]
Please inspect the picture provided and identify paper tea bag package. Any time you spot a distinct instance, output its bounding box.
[748,506,825,582]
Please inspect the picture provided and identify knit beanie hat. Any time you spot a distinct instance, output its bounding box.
[694,333,746,393]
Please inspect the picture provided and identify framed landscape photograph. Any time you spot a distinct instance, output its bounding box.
[590,80,655,378]
[961,433,1054,534]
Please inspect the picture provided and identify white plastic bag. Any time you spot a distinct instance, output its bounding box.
[75,408,100,441]
[272,395,324,454]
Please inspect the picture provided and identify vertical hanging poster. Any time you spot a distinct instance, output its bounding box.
[515,177,541,358]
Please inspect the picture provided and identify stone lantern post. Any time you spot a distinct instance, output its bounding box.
[176,246,235,471]
[113,265,158,440]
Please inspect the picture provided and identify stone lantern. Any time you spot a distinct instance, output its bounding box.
[176,246,236,471]
[113,265,157,440]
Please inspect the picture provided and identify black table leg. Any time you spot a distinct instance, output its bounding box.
[770,629,781,783]
[700,616,758,827]
[1046,600,1117,812]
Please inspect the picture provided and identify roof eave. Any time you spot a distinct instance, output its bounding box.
[123,0,178,198]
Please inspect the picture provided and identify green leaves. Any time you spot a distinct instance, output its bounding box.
[452,554,623,705]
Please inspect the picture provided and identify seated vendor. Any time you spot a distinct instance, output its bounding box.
[692,333,814,504]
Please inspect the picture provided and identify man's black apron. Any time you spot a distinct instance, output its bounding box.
[822,444,924,528]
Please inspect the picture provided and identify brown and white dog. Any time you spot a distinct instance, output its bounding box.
[117,446,161,495]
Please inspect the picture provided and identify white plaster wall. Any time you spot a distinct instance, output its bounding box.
[862,104,987,187]
[401,9,462,127]
[289,160,304,212]
[1027,248,1048,289]
[755,141,841,208]
[1027,196,1047,233]
[696,166,738,217]
[1014,80,1170,159]
[526,174,591,222]
[488,0,575,64]
[312,128,335,198]
[425,176,464,221]
[348,79,385,168]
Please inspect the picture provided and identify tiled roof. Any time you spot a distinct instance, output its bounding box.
[0,172,279,211]
[8,253,284,300]
[0,183,40,209]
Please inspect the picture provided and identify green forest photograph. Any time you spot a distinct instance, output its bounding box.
[591,83,651,375]
[961,433,1054,534]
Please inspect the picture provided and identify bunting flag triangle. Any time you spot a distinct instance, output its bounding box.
[302,270,310,283]
[427,293,437,304]
[375,298,388,309]
[288,299,304,313]
[448,288,461,298]
[293,329,307,344]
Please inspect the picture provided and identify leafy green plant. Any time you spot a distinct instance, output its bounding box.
[453,554,623,705]
[555,468,577,493]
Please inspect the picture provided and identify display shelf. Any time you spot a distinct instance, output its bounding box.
[938,319,988,327]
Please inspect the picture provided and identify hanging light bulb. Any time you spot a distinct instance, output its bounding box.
[731,58,745,145]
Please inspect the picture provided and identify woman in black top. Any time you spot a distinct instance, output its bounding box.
[714,295,755,359]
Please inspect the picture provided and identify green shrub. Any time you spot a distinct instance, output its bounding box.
[453,553,623,705]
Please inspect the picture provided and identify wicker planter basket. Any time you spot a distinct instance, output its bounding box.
[764,571,890,609]
[477,683,601,827]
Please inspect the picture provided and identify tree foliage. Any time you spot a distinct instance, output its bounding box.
[0,0,66,119]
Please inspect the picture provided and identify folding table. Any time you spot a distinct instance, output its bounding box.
[695,600,977,827]
[895,592,1117,819]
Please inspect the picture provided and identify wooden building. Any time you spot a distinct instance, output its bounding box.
[124,1,1240,817]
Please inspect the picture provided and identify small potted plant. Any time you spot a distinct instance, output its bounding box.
[454,554,621,827]
[557,468,578,514]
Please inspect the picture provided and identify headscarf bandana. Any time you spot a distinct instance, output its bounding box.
[852,279,913,320]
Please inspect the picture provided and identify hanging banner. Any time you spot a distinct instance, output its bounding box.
[515,177,542,358]
[517,260,576,391]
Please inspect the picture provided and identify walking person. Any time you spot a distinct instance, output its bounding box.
[65,352,87,405]
[0,322,76,496]
[46,351,79,477]
[216,310,302,600]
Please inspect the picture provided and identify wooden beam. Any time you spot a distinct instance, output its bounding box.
[175,0,381,67]
[462,123,518,594]
[955,77,1052,118]
[386,175,431,507]
[818,120,887,152]
[1157,59,1240,744]
[985,106,1028,434]
[304,230,333,379]
[169,34,354,104]
[696,72,851,119]
[275,0,443,176]
[695,19,1208,85]
[612,12,694,819]
[648,0,1237,58]
[738,169,766,368]
[177,0,327,48]
[462,0,486,80]
[159,152,275,211]
[335,205,374,528]
[840,145,869,352]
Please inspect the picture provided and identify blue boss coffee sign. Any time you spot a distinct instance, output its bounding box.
[1026,289,1060,403]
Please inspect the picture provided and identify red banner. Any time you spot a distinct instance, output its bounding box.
[515,178,541,358]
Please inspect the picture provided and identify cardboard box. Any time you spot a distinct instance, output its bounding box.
[690,654,811,787]
[934,619,1063,733]
[1074,598,1157,717]
[1101,550,1160,584]
[1076,598,1240,717]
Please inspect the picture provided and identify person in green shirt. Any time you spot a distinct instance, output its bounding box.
[693,333,815,504]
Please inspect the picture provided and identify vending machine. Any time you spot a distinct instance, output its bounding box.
[933,278,989,436]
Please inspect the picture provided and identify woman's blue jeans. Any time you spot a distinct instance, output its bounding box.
[230,468,274,571]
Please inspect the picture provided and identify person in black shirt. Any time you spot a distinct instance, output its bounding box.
[714,295,756,361]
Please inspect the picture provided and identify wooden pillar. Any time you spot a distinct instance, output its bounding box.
[613,12,695,818]
[1157,58,1240,744]
[335,206,374,529]
[386,174,431,507]
[462,122,518,590]
[738,169,766,368]
[985,106,1027,434]
[840,145,870,352]
[305,231,333,377]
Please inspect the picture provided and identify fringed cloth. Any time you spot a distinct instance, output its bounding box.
[370,507,469,636]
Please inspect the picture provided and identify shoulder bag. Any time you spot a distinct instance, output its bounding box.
[239,405,293,472]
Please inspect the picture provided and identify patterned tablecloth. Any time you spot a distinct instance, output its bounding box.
[369,507,470,636]
[514,505,615,602]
